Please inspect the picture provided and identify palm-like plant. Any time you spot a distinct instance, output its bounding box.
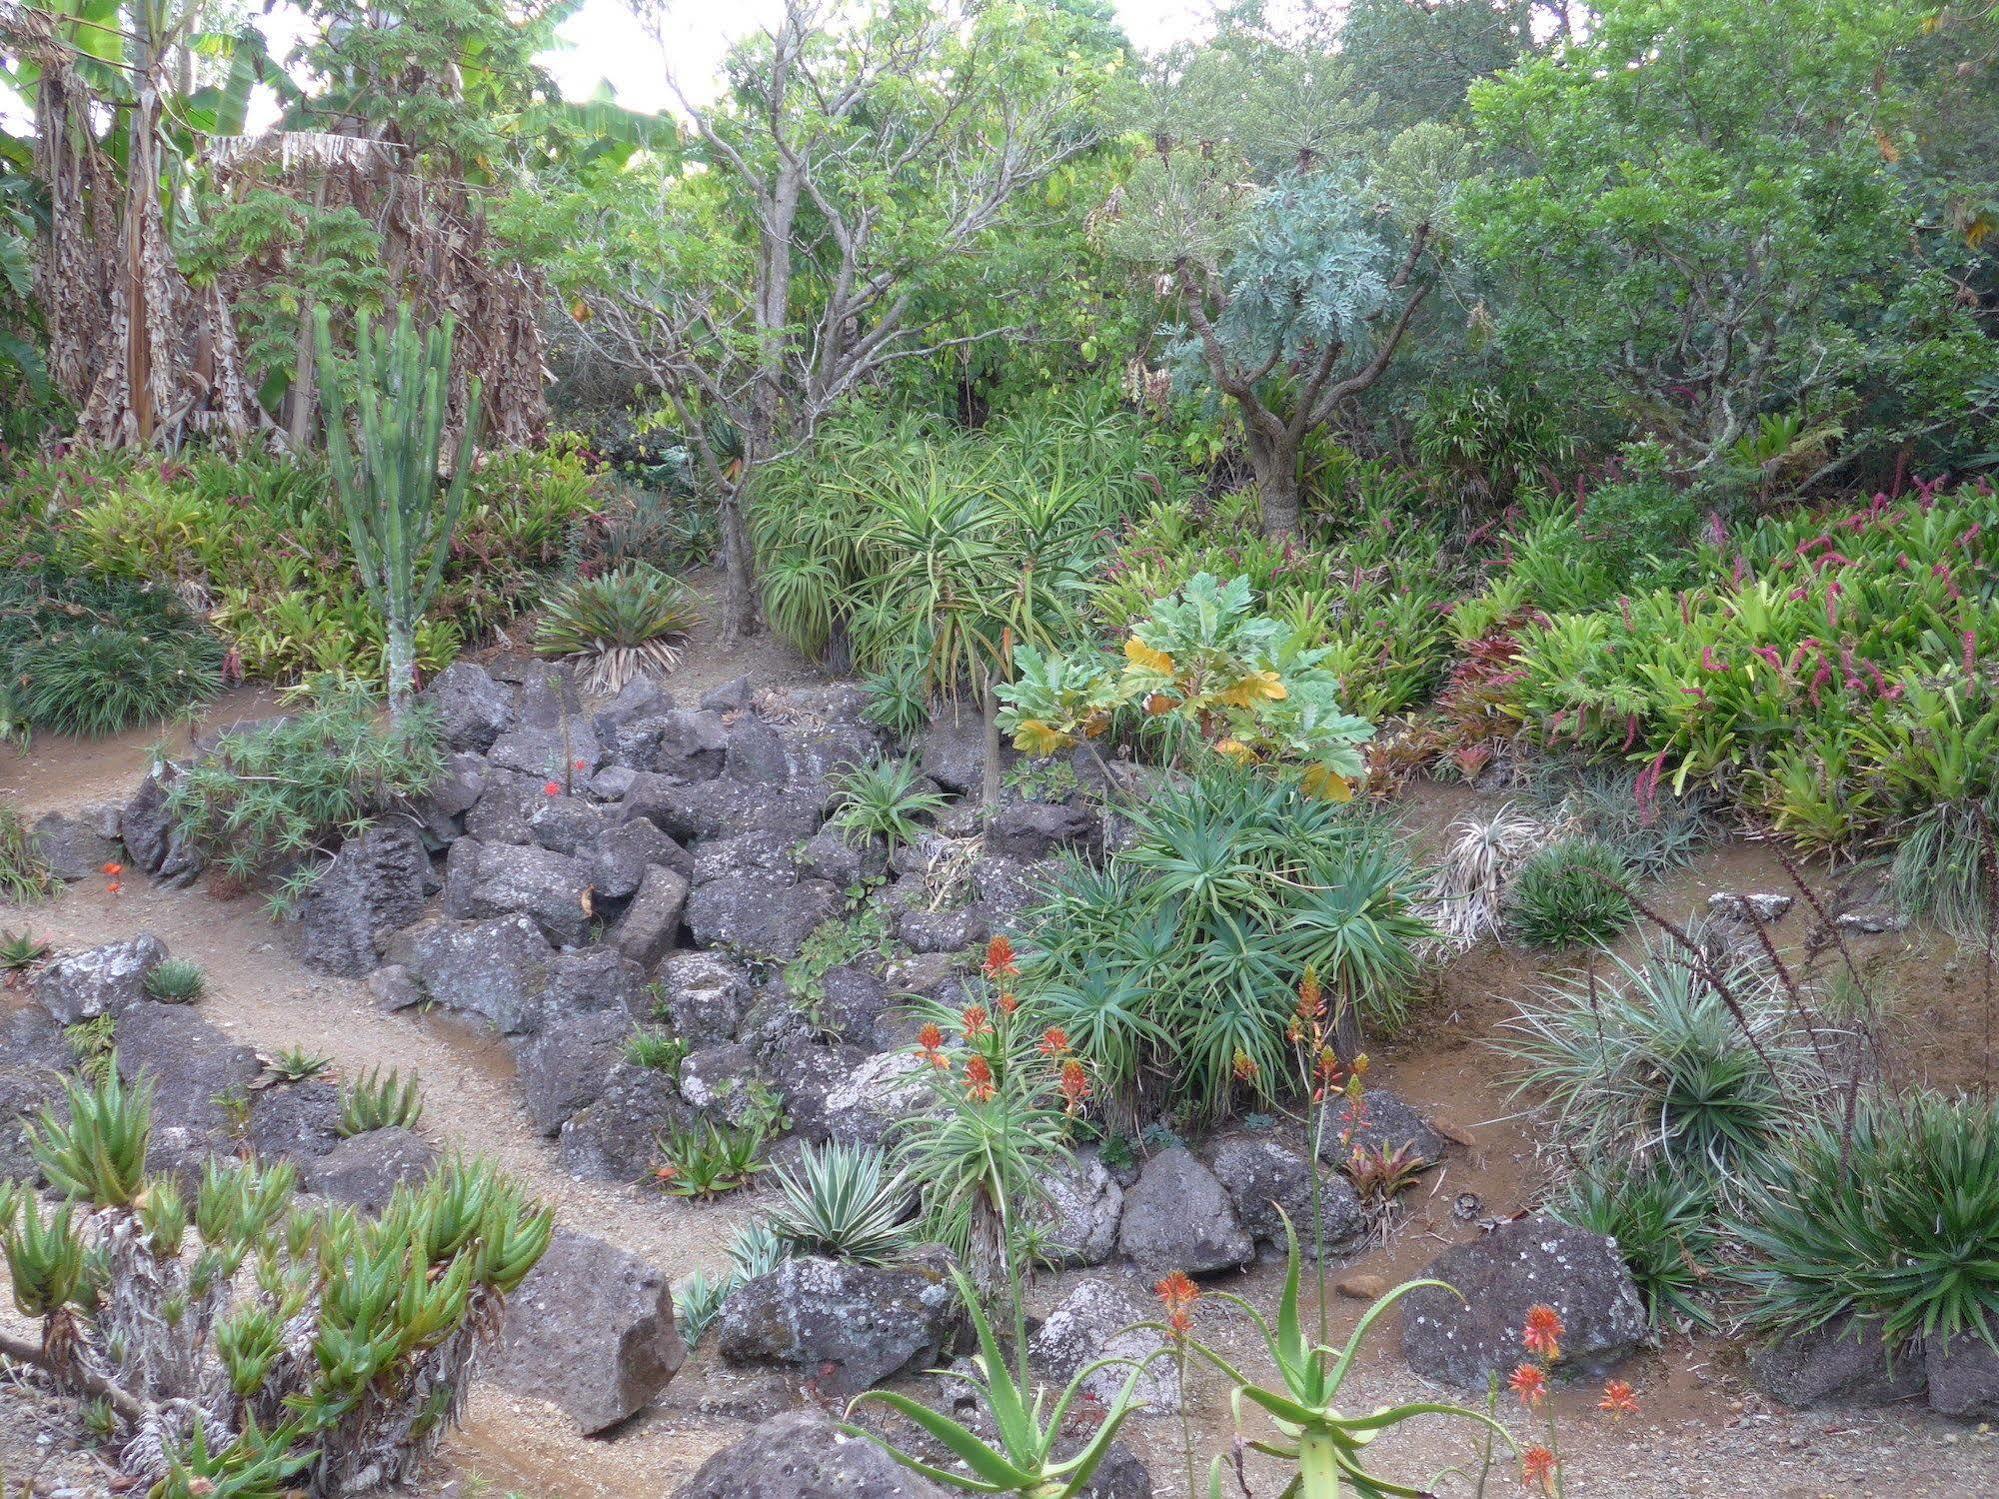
[848,1268,1152,1499]
[1183,1218,1514,1499]
[829,756,950,851]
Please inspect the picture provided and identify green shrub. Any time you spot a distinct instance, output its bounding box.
[860,651,932,742]
[769,1142,916,1265]
[1736,1091,1999,1350]
[1025,763,1432,1121]
[1502,941,1820,1185]
[625,1027,687,1075]
[141,958,206,1003]
[829,756,948,851]
[0,805,59,905]
[1553,1166,1721,1331]
[1889,796,1994,943]
[165,686,444,887]
[534,562,704,694]
[338,1067,423,1137]
[1504,838,1636,949]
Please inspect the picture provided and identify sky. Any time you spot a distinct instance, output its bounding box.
[544,1,1218,115]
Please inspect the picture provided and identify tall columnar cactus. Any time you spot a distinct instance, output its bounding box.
[312,304,482,716]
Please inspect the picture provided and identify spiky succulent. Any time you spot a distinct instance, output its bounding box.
[534,562,704,694]
[338,1066,423,1137]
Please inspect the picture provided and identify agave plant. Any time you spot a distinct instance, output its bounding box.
[534,562,705,694]
[848,1268,1152,1498]
[1185,1218,1514,1498]
[769,1141,917,1265]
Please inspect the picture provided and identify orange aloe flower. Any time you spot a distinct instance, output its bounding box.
[982,935,1018,978]
[1039,1026,1071,1057]
[1508,1362,1548,1408]
[1522,1304,1564,1362]
[996,990,1020,1016]
[963,1054,997,1102]
[1155,1271,1199,1339]
[917,1023,949,1069]
[1232,1050,1259,1084]
[1296,966,1325,1024]
[100,862,123,877]
[1521,1445,1557,1493]
[1599,1379,1639,1419]
[1059,1057,1091,1115]
[959,1003,991,1040]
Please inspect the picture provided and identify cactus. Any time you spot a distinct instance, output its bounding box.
[312,304,483,716]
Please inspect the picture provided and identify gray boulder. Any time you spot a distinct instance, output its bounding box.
[298,824,430,976]
[422,661,515,752]
[462,767,554,845]
[722,717,790,784]
[1031,1277,1180,1413]
[919,712,1001,796]
[512,1006,633,1134]
[674,1409,948,1499]
[539,946,648,1027]
[244,1080,343,1164]
[1208,1134,1368,1255]
[1708,892,1794,925]
[1746,1314,1927,1409]
[623,773,824,844]
[29,810,122,882]
[523,794,610,857]
[443,838,595,947]
[1401,1216,1650,1388]
[609,864,691,969]
[765,1040,867,1143]
[685,871,841,960]
[306,1127,437,1211]
[559,1062,693,1181]
[717,1250,963,1396]
[677,1042,767,1126]
[34,934,169,1024]
[590,817,691,897]
[822,1050,933,1148]
[897,906,989,955]
[114,1001,261,1177]
[0,1008,69,1074]
[1319,1089,1447,1171]
[121,766,202,883]
[388,915,554,1034]
[970,855,1065,929]
[700,675,755,713]
[1119,1147,1254,1274]
[0,1065,66,1181]
[816,965,895,1047]
[612,708,727,780]
[408,752,485,847]
[985,800,1098,861]
[488,1229,686,1435]
[1928,1327,1999,1418]
[1035,1147,1124,1268]
[592,676,674,739]
[487,717,604,781]
[654,951,755,1043]
[795,826,887,887]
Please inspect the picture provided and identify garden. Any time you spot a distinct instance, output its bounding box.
[1,1,1997,1497]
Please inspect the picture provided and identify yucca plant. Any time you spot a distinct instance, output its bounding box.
[1181,1217,1514,1498]
[1735,1090,1999,1351]
[769,1142,917,1265]
[314,302,482,717]
[1889,796,1995,944]
[673,1218,789,1348]
[848,1268,1152,1498]
[534,562,704,694]
[338,1066,423,1136]
[143,957,207,1003]
[829,756,950,851]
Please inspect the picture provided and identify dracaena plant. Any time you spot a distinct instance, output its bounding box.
[1184,1216,1514,1499]
[997,573,1376,801]
[846,1268,1152,1498]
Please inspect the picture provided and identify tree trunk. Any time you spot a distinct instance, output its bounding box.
[981,677,1003,809]
[716,478,759,646]
[1247,424,1303,538]
[386,616,415,721]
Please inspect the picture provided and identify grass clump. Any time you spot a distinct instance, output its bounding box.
[1504,838,1636,949]
[624,1027,688,1075]
[0,805,59,905]
[141,957,207,1003]
[534,562,703,694]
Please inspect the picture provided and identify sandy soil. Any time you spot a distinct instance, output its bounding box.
[3,637,1996,1496]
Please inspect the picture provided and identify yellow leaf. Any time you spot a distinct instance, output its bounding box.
[1301,764,1354,802]
[1217,671,1288,707]
[1013,718,1076,755]
[1965,213,1996,251]
[1213,738,1258,764]
[1124,637,1175,674]
[1144,692,1178,716]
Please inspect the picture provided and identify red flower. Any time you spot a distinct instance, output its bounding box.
[1599,1379,1639,1419]
[100,862,124,877]
[1522,1305,1564,1362]
[959,1004,990,1039]
[963,1054,997,1103]
[1154,1270,1199,1339]
[917,1023,949,1069]
[1508,1362,1547,1408]
[995,990,1020,1016]
[1295,966,1324,1024]
[572,758,589,771]
[1039,1027,1071,1057]
[542,780,562,797]
[983,935,1018,978]
[1059,1058,1091,1115]
[1521,1445,1557,1493]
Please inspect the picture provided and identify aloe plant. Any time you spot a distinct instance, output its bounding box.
[1185,1217,1515,1498]
[313,303,482,716]
[847,1268,1152,1497]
